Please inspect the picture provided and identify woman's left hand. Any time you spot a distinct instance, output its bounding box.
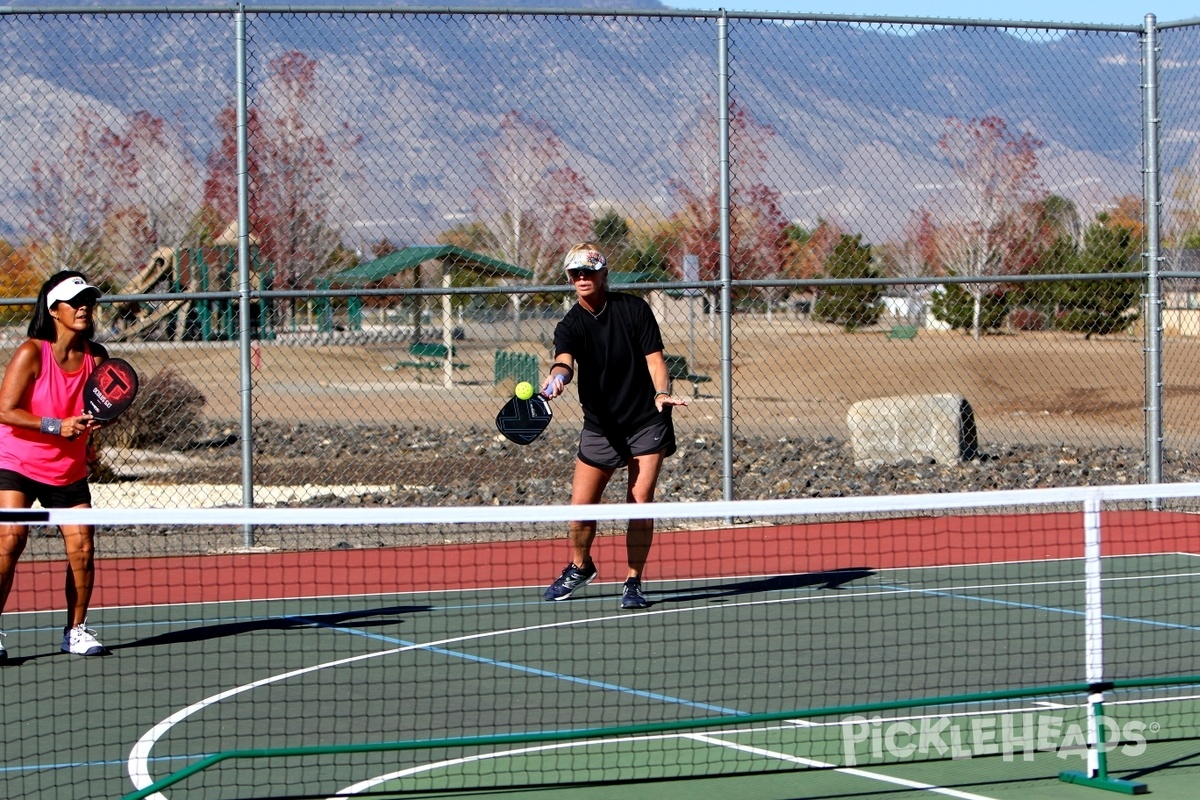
[655,393,689,412]
[62,414,100,440]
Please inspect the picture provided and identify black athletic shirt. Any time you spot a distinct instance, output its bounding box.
[553,291,665,437]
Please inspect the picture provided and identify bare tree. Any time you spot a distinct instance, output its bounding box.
[472,111,593,283]
[879,209,937,325]
[932,116,1045,338]
[126,112,201,260]
[28,107,137,278]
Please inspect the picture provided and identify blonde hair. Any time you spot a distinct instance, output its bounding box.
[565,242,605,261]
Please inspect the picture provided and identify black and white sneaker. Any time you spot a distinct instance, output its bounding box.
[543,563,597,601]
[620,578,649,610]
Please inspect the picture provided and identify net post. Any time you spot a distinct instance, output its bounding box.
[1059,492,1147,794]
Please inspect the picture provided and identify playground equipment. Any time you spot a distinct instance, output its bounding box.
[106,247,188,342]
[106,223,274,343]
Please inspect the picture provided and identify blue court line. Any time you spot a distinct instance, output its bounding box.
[290,614,750,717]
[14,573,1200,781]
[1,753,208,774]
[880,582,1200,633]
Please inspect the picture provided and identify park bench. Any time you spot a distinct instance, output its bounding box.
[664,353,712,397]
[392,341,469,370]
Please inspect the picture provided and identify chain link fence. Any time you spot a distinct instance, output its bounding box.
[0,8,1194,510]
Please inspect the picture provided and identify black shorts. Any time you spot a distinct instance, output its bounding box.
[0,470,91,509]
[578,415,677,469]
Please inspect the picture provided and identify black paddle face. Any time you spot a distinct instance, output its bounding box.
[495,394,552,445]
[84,358,139,422]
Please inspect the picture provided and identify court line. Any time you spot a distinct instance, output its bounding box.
[127,599,823,798]
[293,614,750,717]
[884,582,1200,633]
[325,729,1003,800]
[346,689,1180,798]
[8,548,1193,618]
[687,733,1001,800]
[126,564,1200,796]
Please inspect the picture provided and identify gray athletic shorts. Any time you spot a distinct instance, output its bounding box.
[578,416,676,469]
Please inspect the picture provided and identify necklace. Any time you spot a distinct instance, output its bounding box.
[585,301,607,319]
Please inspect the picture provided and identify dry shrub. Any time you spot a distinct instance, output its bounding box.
[98,367,207,450]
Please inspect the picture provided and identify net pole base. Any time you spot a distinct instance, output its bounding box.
[1059,772,1148,795]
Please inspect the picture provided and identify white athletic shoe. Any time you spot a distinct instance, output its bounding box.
[0,630,7,663]
[61,624,107,657]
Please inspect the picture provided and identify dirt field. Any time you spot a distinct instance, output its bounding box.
[104,318,1200,453]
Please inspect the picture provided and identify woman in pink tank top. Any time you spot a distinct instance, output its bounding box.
[0,271,111,659]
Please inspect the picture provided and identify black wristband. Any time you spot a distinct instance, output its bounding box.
[40,417,62,436]
[551,361,574,381]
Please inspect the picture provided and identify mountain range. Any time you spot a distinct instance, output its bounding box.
[2,2,1198,258]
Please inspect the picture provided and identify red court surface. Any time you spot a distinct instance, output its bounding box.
[6,509,1198,612]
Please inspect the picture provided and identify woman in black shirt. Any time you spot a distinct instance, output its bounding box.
[539,242,689,609]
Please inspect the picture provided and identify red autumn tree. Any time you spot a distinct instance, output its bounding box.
[126,111,202,259]
[204,50,361,323]
[669,97,790,305]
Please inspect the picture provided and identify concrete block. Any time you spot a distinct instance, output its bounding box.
[847,394,978,466]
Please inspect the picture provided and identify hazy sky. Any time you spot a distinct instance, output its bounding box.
[659,0,1196,27]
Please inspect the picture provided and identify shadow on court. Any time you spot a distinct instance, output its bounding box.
[108,604,432,650]
[653,567,875,606]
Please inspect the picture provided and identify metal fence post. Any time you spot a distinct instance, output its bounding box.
[717,11,734,502]
[1143,13,1163,490]
[235,3,255,545]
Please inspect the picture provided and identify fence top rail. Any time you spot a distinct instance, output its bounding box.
[0,4,1148,31]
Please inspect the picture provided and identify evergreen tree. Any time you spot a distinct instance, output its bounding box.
[930,283,1010,332]
[812,234,883,331]
[1051,219,1140,337]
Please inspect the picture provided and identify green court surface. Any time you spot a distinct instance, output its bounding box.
[5,550,1200,798]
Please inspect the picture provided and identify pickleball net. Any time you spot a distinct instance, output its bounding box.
[6,483,1200,799]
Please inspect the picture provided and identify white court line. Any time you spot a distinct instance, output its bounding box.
[327,733,683,797]
[325,729,1001,799]
[125,561,1200,797]
[686,733,1000,800]
[12,548,1194,619]
[127,593,907,798]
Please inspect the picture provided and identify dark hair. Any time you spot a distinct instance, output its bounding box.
[29,270,97,341]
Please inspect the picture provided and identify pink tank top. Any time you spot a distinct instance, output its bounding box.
[0,340,95,485]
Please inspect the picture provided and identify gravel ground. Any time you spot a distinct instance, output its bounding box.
[98,418,1200,507]
[194,420,1183,504]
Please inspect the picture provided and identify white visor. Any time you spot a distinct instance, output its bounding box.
[46,276,101,309]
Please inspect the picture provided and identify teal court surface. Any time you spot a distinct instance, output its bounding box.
[3,504,1200,798]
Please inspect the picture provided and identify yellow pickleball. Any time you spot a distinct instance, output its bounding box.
[515,381,535,400]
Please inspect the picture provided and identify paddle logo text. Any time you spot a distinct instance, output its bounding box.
[841,713,1154,765]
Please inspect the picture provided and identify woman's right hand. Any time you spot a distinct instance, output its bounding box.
[541,374,565,399]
